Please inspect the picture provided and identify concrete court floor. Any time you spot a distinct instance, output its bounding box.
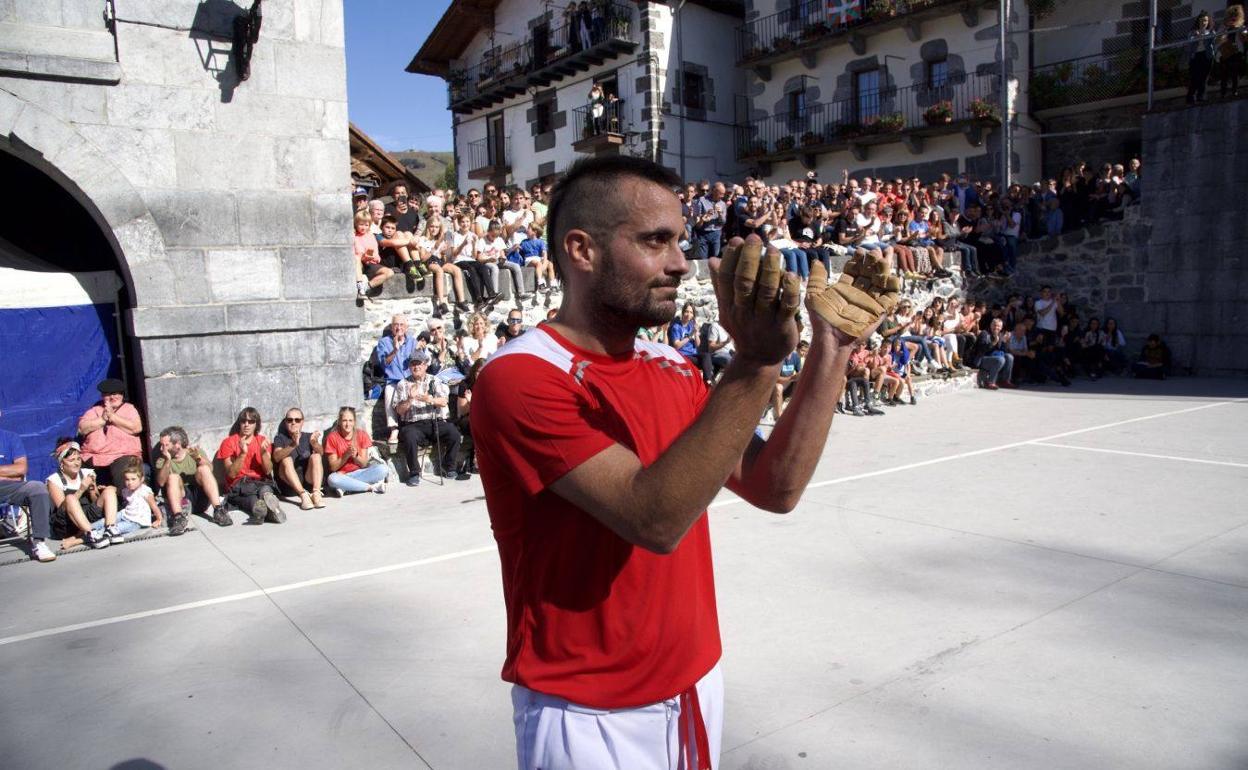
[0,378,1246,770]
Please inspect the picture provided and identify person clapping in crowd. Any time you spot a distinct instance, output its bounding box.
[272,408,327,510]
[77,378,143,486]
[393,350,467,485]
[154,426,229,533]
[325,406,387,496]
[45,439,116,550]
[216,407,283,525]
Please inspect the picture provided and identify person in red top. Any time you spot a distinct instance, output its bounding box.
[323,406,388,495]
[214,407,283,525]
[77,378,144,486]
[471,156,867,770]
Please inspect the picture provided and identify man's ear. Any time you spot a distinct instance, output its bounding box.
[562,229,596,277]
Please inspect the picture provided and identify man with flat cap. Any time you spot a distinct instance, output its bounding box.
[78,378,144,486]
[472,155,898,769]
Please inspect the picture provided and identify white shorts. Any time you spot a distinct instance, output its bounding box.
[524,256,545,266]
[511,663,723,770]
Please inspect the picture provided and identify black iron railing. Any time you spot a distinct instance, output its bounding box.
[448,1,634,107]
[738,0,962,63]
[1029,48,1187,111]
[736,73,997,159]
[467,135,511,172]
[572,99,625,139]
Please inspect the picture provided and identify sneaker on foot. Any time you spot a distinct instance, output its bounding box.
[84,529,111,549]
[32,540,56,563]
[405,475,421,487]
[909,395,917,405]
[867,407,886,416]
[212,503,233,527]
[851,406,866,417]
[105,525,126,544]
[261,490,285,524]
[248,501,267,525]
[373,481,386,494]
[356,280,368,297]
[168,511,189,537]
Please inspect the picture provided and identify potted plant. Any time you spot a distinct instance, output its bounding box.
[837,122,863,139]
[801,130,822,147]
[802,21,831,40]
[969,97,1001,123]
[868,0,898,18]
[923,101,953,125]
[741,140,767,158]
[774,36,797,52]
[775,135,796,151]
[876,112,905,132]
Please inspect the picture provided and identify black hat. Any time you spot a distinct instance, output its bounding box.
[97,378,125,395]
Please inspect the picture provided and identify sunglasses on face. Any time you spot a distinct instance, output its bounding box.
[508,318,523,324]
[285,417,303,423]
[241,418,257,424]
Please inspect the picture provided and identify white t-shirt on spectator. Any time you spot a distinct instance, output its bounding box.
[502,208,531,233]
[118,484,154,527]
[706,323,734,355]
[462,335,499,360]
[451,231,475,260]
[856,214,882,241]
[855,191,877,207]
[1004,211,1022,238]
[419,231,451,258]
[1035,298,1059,331]
[476,236,507,261]
[474,215,492,233]
[46,468,95,494]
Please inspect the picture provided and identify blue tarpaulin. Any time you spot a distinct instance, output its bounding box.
[0,242,121,483]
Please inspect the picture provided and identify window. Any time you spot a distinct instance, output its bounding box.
[788,88,807,118]
[535,100,553,134]
[855,69,880,121]
[682,70,706,111]
[928,59,949,89]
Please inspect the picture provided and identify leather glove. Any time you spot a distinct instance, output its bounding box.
[805,250,900,339]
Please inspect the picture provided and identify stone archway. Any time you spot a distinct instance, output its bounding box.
[0,88,168,310]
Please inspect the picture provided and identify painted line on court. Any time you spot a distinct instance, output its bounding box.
[1031,442,1248,469]
[0,546,496,648]
[3,397,1242,648]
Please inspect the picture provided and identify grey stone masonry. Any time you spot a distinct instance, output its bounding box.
[0,0,359,452]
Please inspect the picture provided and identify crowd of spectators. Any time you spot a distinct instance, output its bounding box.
[1187,6,1247,103]
[1,157,1166,563]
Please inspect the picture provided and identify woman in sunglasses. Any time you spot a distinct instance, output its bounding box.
[215,407,284,525]
[273,408,326,510]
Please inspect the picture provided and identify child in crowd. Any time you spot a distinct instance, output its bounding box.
[354,209,394,299]
[89,456,160,545]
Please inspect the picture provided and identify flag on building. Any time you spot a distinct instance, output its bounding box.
[828,0,863,26]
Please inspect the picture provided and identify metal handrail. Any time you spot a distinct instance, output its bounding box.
[466,135,511,170]
[448,1,634,106]
[735,73,995,159]
[1028,47,1183,111]
[737,0,962,62]
[572,99,626,139]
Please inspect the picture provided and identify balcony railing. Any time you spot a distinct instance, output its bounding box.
[572,99,627,153]
[447,1,635,112]
[466,135,511,179]
[1029,48,1186,112]
[738,0,963,65]
[736,73,997,160]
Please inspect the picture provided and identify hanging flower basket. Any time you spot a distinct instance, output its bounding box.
[969,98,1002,124]
[923,100,954,125]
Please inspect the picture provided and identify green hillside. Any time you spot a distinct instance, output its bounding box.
[391,150,454,191]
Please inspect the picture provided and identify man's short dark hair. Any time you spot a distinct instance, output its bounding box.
[381,215,398,227]
[546,156,682,279]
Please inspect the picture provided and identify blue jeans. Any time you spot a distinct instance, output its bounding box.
[328,464,388,493]
[91,516,144,536]
[979,352,1014,385]
[780,248,809,279]
[694,229,722,259]
[901,335,936,363]
[1000,235,1018,272]
[953,242,978,274]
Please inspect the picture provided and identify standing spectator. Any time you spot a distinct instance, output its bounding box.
[375,314,419,451]
[272,408,326,510]
[324,407,387,495]
[667,303,699,364]
[692,182,727,259]
[393,351,466,484]
[1034,285,1061,333]
[90,456,160,544]
[45,439,117,550]
[0,416,58,562]
[1189,11,1216,104]
[1219,5,1246,98]
[77,378,143,486]
[216,407,283,525]
[153,426,229,533]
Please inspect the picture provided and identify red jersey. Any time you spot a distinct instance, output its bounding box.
[324,429,371,474]
[470,325,721,709]
[215,433,269,490]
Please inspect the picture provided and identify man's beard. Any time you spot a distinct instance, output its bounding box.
[590,253,680,331]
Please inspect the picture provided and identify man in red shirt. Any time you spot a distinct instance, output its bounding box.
[472,156,875,770]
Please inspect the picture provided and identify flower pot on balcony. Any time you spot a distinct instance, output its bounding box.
[801,131,821,147]
[775,136,796,152]
[923,101,954,125]
[774,37,797,53]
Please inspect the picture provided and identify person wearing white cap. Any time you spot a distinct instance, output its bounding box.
[45,438,118,550]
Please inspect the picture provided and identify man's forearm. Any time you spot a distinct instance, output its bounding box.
[627,359,779,549]
[736,336,850,512]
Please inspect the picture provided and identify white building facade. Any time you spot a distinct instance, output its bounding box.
[408,0,747,190]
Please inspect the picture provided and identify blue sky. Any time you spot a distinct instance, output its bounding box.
[344,0,455,152]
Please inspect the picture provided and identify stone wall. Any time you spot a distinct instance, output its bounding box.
[0,0,359,450]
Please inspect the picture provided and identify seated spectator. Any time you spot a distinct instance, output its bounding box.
[697,319,733,385]
[450,214,497,309]
[451,359,485,477]
[376,215,429,290]
[216,407,283,524]
[771,340,806,419]
[416,215,471,317]
[387,186,421,232]
[668,303,699,364]
[513,224,558,296]
[90,456,160,545]
[1080,317,1106,379]
[367,199,385,233]
[1103,318,1129,373]
[495,308,526,345]
[870,340,904,406]
[976,317,1015,389]
[273,408,326,510]
[393,351,467,485]
[0,420,57,562]
[46,439,118,550]
[375,314,419,450]
[458,312,499,368]
[1134,334,1170,379]
[324,406,387,495]
[354,209,393,299]
[77,378,143,486]
[888,336,918,405]
[843,343,883,416]
[423,317,455,373]
[477,219,525,304]
[1004,321,1035,384]
[154,426,229,533]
